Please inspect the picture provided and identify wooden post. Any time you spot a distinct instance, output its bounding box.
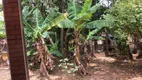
[2,0,29,80]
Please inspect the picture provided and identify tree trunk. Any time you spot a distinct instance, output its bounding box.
[36,37,53,78]
[136,42,142,59]
[117,43,122,55]
[47,36,54,45]
[127,45,133,60]
[104,30,109,57]
[74,31,88,75]
[92,40,95,57]
[74,31,81,65]
[90,40,96,57]
[60,28,64,55]
[60,0,66,56]
[64,29,70,57]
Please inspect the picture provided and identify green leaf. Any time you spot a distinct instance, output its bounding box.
[26,48,35,56]
[51,51,63,57]
[68,0,81,19]
[43,13,67,31]
[42,9,59,29]
[42,31,55,38]
[57,19,74,28]
[0,12,4,29]
[76,4,100,21]
[22,6,37,19]
[42,32,50,38]
[89,3,100,13]
[87,28,102,40]
[23,19,35,31]
[86,20,112,29]
[89,36,105,40]
[49,42,58,52]
[22,6,30,18]
[33,9,43,28]
[0,29,5,38]
[78,0,92,17]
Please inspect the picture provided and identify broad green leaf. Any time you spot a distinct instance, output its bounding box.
[42,32,50,38]
[33,9,43,28]
[86,20,112,29]
[22,6,30,18]
[89,4,100,13]
[76,4,100,21]
[78,0,92,17]
[57,19,74,28]
[43,13,68,31]
[87,28,102,40]
[23,19,35,31]
[68,0,81,19]
[22,6,37,19]
[42,9,59,29]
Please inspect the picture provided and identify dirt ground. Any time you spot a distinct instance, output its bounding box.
[1,53,142,80]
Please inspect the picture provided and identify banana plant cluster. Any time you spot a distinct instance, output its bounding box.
[57,0,114,75]
[23,0,114,76]
[23,5,68,76]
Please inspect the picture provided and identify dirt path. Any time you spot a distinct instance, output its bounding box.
[0,68,11,80]
[1,53,142,80]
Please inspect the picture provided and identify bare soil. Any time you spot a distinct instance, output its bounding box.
[1,53,142,80]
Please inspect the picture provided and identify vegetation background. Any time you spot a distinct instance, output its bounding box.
[0,0,142,80]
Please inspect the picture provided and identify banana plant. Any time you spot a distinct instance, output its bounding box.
[57,0,114,74]
[66,0,101,67]
[23,6,67,76]
[86,14,115,40]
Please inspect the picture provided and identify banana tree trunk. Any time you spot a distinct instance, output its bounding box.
[61,28,64,55]
[104,30,109,57]
[64,29,70,57]
[36,37,53,78]
[90,40,96,57]
[74,30,88,75]
[74,30,81,65]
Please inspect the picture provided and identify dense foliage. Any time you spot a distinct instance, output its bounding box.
[1,0,141,78]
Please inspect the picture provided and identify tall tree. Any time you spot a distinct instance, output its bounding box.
[106,0,142,59]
